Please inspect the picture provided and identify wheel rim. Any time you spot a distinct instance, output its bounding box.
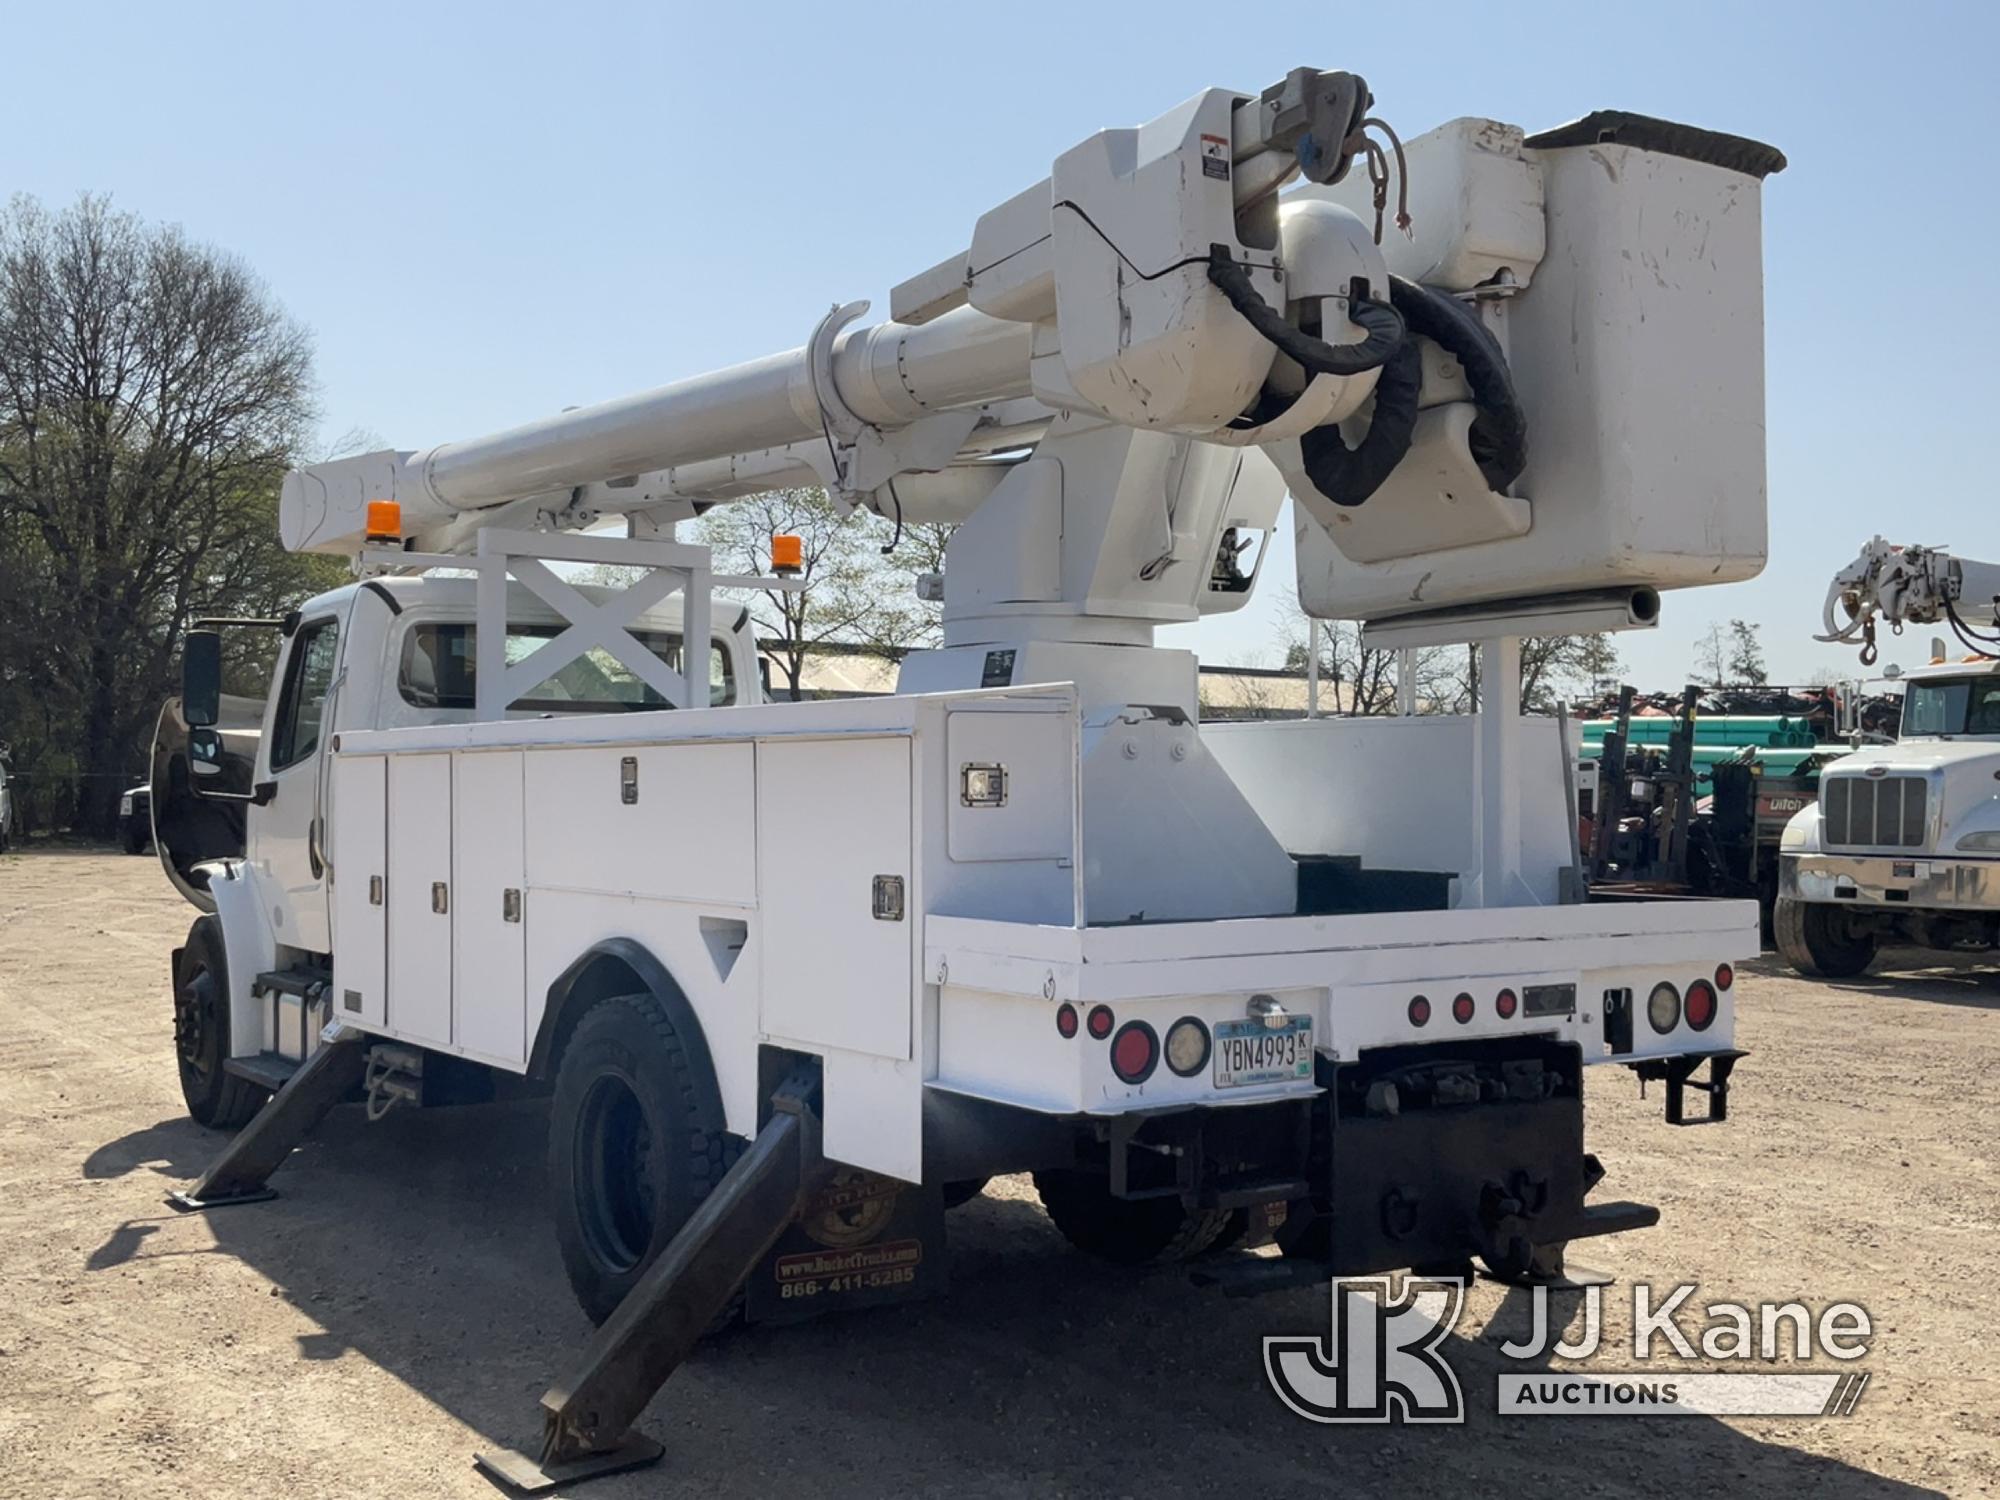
[574,1072,657,1274]
[174,965,217,1079]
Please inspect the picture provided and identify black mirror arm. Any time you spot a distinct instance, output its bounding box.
[192,780,277,807]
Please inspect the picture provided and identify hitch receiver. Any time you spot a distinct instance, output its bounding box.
[1636,1049,1745,1126]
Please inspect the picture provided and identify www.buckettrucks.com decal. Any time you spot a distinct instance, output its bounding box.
[748,1169,947,1325]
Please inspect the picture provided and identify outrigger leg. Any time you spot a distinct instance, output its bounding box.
[476,1067,834,1495]
[167,1026,370,1211]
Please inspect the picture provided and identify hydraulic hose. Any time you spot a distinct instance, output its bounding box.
[1387,275,1527,492]
[1296,335,1422,507]
[1206,245,1404,378]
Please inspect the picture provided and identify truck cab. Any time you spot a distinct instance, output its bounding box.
[1776,659,2000,975]
[157,573,762,1120]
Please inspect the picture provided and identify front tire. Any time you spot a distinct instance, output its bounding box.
[172,916,267,1128]
[1773,896,1877,978]
[1032,1170,1232,1265]
[548,992,737,1325]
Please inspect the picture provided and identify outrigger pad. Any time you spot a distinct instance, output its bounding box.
[1475,1260,1614,1291]
[165,1186,278,1213]
[473,1432,664,1494]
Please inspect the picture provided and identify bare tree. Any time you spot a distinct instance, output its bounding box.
[1694,622,1728,687]
[0,194,334,835]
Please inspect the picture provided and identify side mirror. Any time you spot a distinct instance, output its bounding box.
[183,630,222,727]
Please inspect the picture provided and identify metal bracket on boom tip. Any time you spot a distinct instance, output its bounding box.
[474,1067,833,1494]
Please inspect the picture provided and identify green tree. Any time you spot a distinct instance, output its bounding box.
[0,194,334,836]
[689,486,904,699]
[1726,618,1768,687]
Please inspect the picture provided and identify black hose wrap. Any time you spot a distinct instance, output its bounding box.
[1297,335,1422,507]
[1206,244,1403,378]
[1296,277,1531,509]
[1387,275,1527,492]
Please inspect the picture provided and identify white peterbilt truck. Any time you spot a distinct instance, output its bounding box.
[1775,539,2000,976]
[157,68,1781,1488]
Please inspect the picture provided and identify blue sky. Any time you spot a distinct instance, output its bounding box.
[6,1,1993,688]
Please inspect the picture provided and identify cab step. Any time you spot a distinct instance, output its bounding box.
[223,1052,299,1092]
[252,964,332,1065]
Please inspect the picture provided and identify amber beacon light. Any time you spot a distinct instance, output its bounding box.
[364,499,403,543]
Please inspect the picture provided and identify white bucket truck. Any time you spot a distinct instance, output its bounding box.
[1776,539,2000,975]
[157,68,1781,1488]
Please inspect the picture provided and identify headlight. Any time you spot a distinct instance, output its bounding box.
[119,795,133,816]
[1165,1017,1210,1077]
[1647,981,1681,1034]
[1956,830,2000,853]
[1780,819,1807,850]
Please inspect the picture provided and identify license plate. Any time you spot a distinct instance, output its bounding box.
[1212,1016,1315,1089]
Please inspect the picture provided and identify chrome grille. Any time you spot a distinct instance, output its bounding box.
[1822,774,1928,848]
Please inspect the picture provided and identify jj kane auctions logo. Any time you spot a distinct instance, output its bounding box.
[1266,1277,1874,1422]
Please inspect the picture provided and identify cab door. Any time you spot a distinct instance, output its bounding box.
[251,612,346,953]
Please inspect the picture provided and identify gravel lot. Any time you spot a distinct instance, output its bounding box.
[1,849,1994,1498]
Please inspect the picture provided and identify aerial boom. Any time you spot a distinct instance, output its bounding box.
[1816,536,2000,664]
[279,68,1782,690]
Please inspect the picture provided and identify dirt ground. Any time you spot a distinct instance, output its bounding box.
[0,849,1994,1499]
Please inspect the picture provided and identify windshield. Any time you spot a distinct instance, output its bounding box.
[399,622,735,713]
[1900,676,2000,736]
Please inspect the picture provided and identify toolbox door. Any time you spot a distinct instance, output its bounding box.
[757,735,913,1061]
[452,751,527,1065]
[331,753,387,1028]
[386,752,453,1047]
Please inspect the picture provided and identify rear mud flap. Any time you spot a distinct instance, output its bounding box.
[746,1170,947,1325]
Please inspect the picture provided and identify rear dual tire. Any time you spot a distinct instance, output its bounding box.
[1773,896,1877,978]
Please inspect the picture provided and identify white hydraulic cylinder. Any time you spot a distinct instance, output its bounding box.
[281,303,1034,552]
[422,304,1033,511]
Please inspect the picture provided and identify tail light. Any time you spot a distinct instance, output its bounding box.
[1055,1003,1079,1039]
[1714,963,1734,991]
[1495,987,1519,1020]
[1165,1017,1210,1076]
[1110,1021,1159,1084]
[1686,979,1718,1031]
[1086,1005,1115,1040]
[1647,981,1681,1034]
[1451,993,1475,1025]
[1408,995,1431,1027]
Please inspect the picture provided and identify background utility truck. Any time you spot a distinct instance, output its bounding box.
[161,67,1778,1489]
[1776,538,2000,975]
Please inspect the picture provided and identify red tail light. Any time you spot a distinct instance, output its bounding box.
[1086,1005,1114,1040]
[1714,963,1734,991]
[1055,1003,1079,1039]
[1451,993,1475,1025]
[1408,995,1431,1027]
[1686,979,1718,1031]
[1110,1021,1159,1084]
[1496,987,1519,1020]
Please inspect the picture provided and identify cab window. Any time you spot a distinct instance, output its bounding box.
[398,622,735,713]
[1972,683,2000,735]
[270,619,341,770]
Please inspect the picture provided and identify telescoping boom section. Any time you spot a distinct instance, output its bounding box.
[168,63,1778,1490]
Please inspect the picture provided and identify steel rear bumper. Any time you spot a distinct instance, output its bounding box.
[1783,851,2000,910]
